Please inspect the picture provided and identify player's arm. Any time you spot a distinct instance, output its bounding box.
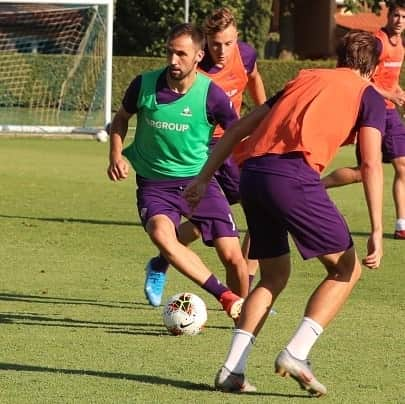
[206,81,239,130]
[108,105,133,181]
[356,86,386,269]
[184,103,270,207]
[358,125,383,269]
[246,62,267,105]
[107,76,140,182]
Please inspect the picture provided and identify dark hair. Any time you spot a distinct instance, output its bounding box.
[336,30,379,76]
[387,0,405,13]
[167,23,205,50]
[203,7,237,36]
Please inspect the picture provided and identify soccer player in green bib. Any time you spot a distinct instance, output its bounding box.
[107,23,249,321]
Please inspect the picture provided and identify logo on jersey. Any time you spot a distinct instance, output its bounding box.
[383,61,402,68]
[181,106,192,117]
[145,117,189,132]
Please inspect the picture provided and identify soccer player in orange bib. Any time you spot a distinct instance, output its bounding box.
[184,30,385,396]
[322,1,405,240]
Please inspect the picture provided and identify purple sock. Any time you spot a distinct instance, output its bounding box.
[202,274,229,299]
[150,255,169,273]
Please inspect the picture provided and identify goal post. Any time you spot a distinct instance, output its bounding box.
[0,0,113,136]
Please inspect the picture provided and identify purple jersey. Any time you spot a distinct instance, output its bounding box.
[198,40,257,75]
[122,69,238,130]
[355,85,386,133]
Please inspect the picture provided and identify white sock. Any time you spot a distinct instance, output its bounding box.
[286,317,323,360]
[395,218,405,231]
[223,329,255,374]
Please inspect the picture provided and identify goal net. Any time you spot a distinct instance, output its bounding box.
[0,0,113,135]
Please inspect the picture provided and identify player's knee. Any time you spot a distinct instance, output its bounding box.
[323,250,362,283]
[393,156,405,175]
[222,252,246,270]
[147,224,174,249]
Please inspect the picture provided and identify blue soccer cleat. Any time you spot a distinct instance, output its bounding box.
[144,259,167,307]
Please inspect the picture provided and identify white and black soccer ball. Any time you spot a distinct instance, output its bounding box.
[162,292,207,336]
[95,129,109,143]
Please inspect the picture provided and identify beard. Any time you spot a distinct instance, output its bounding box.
[168,66,195,81]
[168,67,184,80]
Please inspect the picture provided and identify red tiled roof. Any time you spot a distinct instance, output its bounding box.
[335,5,387,33]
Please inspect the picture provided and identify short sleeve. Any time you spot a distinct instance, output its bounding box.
[122,75,142,114]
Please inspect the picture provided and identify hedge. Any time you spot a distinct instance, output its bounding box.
[2,54,404,113]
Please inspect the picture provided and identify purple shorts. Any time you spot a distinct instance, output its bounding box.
[136,175,239,246]
[210,137,241,205]
[356,108,405,164]
[240,153,353,260]
[382,108,405,162]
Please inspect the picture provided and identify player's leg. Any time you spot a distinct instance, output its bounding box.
[188,179,248,314]
[139,178,243,318]
[145,214,242,320]
[215,159,291,393]
[215,253,290,393]
[213,151,260,287]
[391,156,405,238]
[275,157,358,397]
[321,166,362,188]
[213,236,249,298]
[146,215,214,284]
[274,247,360,397]
[382,109,405,238]
[241,230,259,289]
[144,220,200,306]
[305,247,361,327]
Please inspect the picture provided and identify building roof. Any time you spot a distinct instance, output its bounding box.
[335,5,387,33]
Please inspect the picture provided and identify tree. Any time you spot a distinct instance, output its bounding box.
[240,0,273,59]
[278,0,295,59]
[114,0,247,56]
[114,0,185,56]
[343,0,385,13]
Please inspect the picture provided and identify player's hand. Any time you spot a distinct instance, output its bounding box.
[107,158,129,181]
[183,179,208,210]
[362,233,383,269]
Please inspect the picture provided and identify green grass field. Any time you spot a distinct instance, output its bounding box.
[1,137,404,403]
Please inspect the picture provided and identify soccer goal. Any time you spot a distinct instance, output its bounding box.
[0,0,113,136]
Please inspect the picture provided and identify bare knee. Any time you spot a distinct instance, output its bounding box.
[258,255,291,294]
[320,248,362,283]
[393,157,405,178]
[146,217,176,250]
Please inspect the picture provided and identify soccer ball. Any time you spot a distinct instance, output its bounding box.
[95,129,109,143]
[162,292,207,336]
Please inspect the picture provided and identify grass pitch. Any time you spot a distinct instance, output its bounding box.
[0,137,404,403]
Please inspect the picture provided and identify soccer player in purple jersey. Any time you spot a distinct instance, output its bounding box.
[107,23,249,320]
[144,8,267,306]
[322,1,405,240]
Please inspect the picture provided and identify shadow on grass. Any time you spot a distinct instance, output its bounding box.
[0,213,141,227]
[0,309,232,336]
[0,293,238,332]
[0,311,167,336]
[350,231,396,239]
[0,362,310,398]
[0,292,152,309]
